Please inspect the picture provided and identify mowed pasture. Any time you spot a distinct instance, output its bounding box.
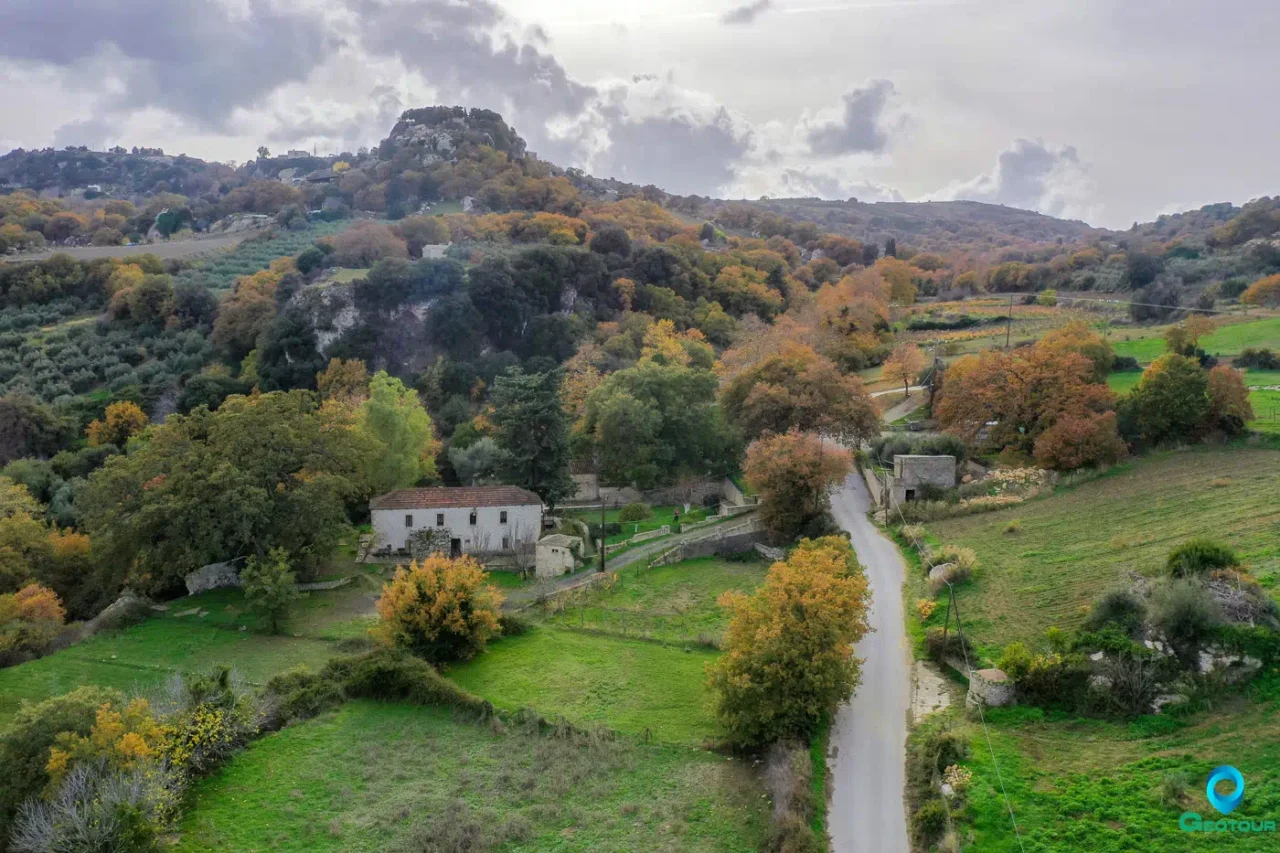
[928,447,1280,656]
[447,627,721,745]
[1110,314,1280,363]
[176,700,767,853]
[0,578,379,728]
[545,556,768,646]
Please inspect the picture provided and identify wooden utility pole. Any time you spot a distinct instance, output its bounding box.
[1005,293,1014,349]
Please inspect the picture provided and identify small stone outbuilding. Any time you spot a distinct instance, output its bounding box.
[966,668,1014,708]
[888,455,956,504]
[535,534,581,579]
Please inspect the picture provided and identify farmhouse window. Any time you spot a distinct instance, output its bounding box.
[500,510,508,524]
[405,514,413,528]
[436,513,444,526]
[469,510,477,526]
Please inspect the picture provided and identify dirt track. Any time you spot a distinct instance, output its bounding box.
[6,233,250,263]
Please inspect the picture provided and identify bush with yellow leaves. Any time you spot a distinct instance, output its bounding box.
[375,554,505,665]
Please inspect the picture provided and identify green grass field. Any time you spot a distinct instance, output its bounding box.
[924,447,1280,659]
[946,673,1280,851]
[1111,315,1280,363]
[176,700,767,853]
[569,504,713,545]
[545,557,767,645]
[447,627,720,745]
[0,577,380,729]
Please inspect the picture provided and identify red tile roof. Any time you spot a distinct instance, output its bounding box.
[370,486,542,510]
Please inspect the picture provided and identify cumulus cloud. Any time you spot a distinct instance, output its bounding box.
[804,79,900,156]
[0,0,334,130]
[936,138,1099,220]
[725,164,904,203]
[346,0,596,155]
[721,0,773,25]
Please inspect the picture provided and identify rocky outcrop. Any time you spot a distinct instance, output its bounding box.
[185,558,244,595]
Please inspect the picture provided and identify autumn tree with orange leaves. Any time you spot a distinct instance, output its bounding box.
[375,554,504,665]
[881,343,926,397]
[744,431,853,542]
[935,343,1117,460]
[1240,274,1280,308]
[1206,364,1255,434]
[0,582,66,658]
[721,344,880,443]
[708,536,871,746]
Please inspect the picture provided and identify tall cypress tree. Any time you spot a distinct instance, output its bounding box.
[490,369,575,509]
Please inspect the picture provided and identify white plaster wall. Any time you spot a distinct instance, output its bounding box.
[373,504,541,553]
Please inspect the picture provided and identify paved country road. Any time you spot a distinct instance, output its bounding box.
[828,472,911,853]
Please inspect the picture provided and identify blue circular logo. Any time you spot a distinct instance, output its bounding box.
[1207,766,1245,815]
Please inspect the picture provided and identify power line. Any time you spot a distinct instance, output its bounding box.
[881,482,1028,852]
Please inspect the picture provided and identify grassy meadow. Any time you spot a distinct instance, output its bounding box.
[923,446,1280,659]
[0,568,382,728]
[545,556,768,646]
[946,674,1280,852]
[176,700,767,853]
[1110,315,1280,363]
[447,627,720,745]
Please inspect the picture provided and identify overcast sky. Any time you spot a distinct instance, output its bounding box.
[1,0,1276,229]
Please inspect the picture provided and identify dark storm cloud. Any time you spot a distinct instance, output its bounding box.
[721,0,773,25]
[593,109,750,196]
[0,0,334,129]
[805,79,897,156]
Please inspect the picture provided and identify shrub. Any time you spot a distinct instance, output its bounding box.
[1166,538,1238,578]
[406,526,453,560]
[1234,348,1279,370]
[910,798,948,844]
[1003,519,1022,535]
[1085,588,1147,637]
[708,537,870,746]
[1153,580,1223,667]
[1092,652,1163,718]
[943,764,973,793]
[10,762,171,853]
[916,599,937,620]
[1111,355,1142,372]
[617,502,652,523]
[924,627,972,664]
[899,523,926,543]
[375,555,504,665]
[996,642,1033,681]
[1016,652,1091,709]
[1159,771,1190,808]
[0,686,125,844]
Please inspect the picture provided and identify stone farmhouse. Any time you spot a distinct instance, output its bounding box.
[370,486,542,556]
[888,455,957,504]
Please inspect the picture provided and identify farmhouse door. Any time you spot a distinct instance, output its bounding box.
[450,538,462,558]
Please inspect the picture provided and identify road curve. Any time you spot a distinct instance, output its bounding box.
[827,472,910,853]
